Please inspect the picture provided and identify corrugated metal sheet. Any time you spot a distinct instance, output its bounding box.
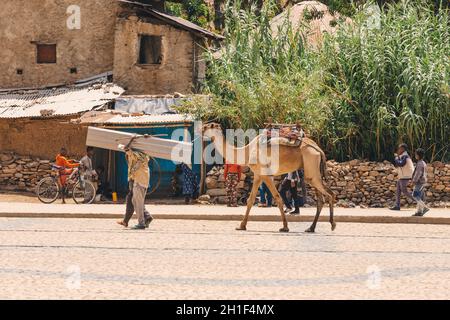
[0,71,113,93]
[0,83,124,119]
[119,0,224,40]
[115,96,185,114]
[78,110,193,125]
[114,95,209,114]
[148,8,225,40]
[101,113,193,125]
[86,126,192,163]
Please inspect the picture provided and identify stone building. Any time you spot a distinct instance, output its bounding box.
[0,0,223,94]
[0,0,222,157]
[0,0,222,194]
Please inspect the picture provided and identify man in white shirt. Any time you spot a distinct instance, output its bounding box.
[80,146,97,181]
[390,143,415,210]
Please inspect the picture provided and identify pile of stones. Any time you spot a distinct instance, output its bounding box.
[0,152,53,192]
[205,160,449,207]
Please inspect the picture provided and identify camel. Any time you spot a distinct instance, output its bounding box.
[203,123,336,233]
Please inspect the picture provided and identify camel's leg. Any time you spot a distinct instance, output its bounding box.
[236,175,261,231]
[323,184,336,231]
[262,176,289,233]
[305,189,323,233]
[305,179,334,233]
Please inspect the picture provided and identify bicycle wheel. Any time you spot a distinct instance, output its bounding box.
[36,177,60,204]
[72,180,96,204]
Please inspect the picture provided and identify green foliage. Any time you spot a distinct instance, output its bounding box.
[180,0,333,136]
[178,0,449,161]
[165,2,184,17]
[166,1,212,27]
[322,0,449,161]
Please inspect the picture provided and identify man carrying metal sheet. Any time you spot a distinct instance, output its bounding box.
[117,136,153,230]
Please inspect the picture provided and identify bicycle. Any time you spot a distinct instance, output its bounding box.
[36,163,96,204]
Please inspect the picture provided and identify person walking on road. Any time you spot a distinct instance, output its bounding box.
[280,171,300,215]
[258,181,273,207]
[411,148,430,216]
[390,143,415,211]
[297,169,307,207]
[117,140,153,230]
[224,163,241,207]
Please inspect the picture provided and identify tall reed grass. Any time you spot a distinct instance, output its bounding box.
[322,0,449,161]
[178,0,449,161]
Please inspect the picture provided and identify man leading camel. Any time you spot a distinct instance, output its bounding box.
[279,171,300,214]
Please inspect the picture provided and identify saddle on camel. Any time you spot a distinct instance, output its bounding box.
[260,120,305,147]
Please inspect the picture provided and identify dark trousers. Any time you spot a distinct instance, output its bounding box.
[123,180,151,225]
[395,179,415,207]
[280,180,299,210]
[259,183,273,206]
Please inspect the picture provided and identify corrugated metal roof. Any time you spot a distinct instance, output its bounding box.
[119,0,225,40]
[0,71,113,93]
[78,110,194,125]
[0,83,124,119]
[115,95,209,114]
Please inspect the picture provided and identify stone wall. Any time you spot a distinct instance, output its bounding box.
[0,0,118,89]
[206,160,450,207]
[0,152,54,192]
[2,152,448,206]
[113,16,199,95]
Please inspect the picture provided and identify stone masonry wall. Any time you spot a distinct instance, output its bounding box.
[0,0,118,89]
[0,152,54,193]
[206,160,450,207]
[1,151,448,206]
[113,16,197,95]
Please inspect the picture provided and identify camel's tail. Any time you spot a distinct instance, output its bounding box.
[320,150,328,180]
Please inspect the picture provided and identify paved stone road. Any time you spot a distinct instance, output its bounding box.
[0,218,449,299]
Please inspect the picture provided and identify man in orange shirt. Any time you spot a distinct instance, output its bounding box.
[224,163,242,207]
[55,147,80,187]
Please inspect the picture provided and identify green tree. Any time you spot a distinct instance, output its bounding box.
[166,0,212,27]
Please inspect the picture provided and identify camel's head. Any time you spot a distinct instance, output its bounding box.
[202,122,223,143]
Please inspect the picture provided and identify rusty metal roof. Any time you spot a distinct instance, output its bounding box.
[119,0,225,40]
[115,94,209,114]
[77,110,193,126]
[0,83,124,119]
